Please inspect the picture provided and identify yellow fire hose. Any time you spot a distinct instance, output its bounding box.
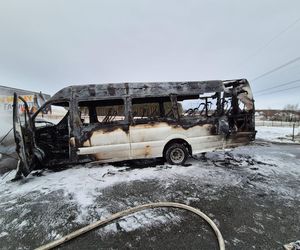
[36,202,225,250]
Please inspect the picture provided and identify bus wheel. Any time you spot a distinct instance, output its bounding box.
[165,143,188,165]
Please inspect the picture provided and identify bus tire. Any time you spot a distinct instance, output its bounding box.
[165,143,188,165]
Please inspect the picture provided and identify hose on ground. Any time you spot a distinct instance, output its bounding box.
[36,202,225,250]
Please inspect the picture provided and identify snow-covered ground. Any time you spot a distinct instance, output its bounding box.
[0,125,299,249]
[0,141,299,249]
[256,125,300,143]
[0,160,243,224]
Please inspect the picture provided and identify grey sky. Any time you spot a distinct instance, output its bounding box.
[0,0,299,109]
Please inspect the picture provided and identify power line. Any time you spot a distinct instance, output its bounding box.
[240,17,300,65]
[254,79,300,93]
[256,84,300,96]
[251,56,300,82]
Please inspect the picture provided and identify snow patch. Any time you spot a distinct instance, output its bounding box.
[0,231,9,237]
[18,220,28,229]
[256,126,299,143]
[0,162,241,223]
[0,142,299,238]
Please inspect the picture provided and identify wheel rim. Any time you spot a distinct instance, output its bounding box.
[170,148,185,164]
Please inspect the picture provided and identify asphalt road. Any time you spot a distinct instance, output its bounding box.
[0,140,299,249]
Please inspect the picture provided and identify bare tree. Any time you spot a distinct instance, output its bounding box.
[283,103,300,122]
[283,103,299,111]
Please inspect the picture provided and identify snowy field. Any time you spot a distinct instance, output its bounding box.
[256,125,300,143]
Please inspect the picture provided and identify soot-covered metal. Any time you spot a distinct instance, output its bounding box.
[13,79,256,177]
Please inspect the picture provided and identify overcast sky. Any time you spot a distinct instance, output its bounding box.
[0,0,299,109]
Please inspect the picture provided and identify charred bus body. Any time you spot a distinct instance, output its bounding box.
[13,79,256,177]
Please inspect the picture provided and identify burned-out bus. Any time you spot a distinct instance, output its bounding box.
[13,79,256,177]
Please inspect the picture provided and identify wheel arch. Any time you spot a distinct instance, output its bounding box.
[162,138,192,158]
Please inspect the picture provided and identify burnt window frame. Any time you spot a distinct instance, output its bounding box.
[76,97,129,126]
[31,100,70,129]
[175,92,222,120]
[129,96,176,125]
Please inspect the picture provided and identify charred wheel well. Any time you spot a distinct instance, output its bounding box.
[163,139,192,157]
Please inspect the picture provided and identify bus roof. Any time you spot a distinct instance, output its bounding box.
[50,79,248,102]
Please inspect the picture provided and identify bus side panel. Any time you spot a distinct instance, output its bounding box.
[129,122,255,159]
[129,122,224,158]
[77,128,131,162]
